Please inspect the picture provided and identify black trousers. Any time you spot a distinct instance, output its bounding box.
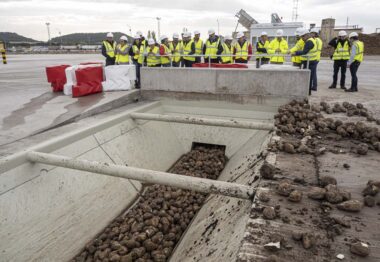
[105,58,116,66]
[332,60,348,87]
[235,58,248,64]
[349,61,361,91]
[183,60,194,67]
[172,61,181,67]
[132,60,140,88]
[205,58,219,64]
[256,58,269,68]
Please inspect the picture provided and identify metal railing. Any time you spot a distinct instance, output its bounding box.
[134,53,311,69]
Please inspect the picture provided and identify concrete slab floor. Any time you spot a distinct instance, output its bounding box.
[0,54,139,147]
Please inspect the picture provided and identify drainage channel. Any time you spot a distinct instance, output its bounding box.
[72,144,227,262]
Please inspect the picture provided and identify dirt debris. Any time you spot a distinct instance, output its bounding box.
[350,242,370,257]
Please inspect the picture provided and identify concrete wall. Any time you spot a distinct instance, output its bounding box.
[141,67,310,101]
[0,100,273,261]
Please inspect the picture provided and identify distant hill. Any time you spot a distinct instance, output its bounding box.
[51,32,133,45]
[0,32,38,42]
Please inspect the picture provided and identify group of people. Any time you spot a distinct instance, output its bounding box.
[101,28,364,92]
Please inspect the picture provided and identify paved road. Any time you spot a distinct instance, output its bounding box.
[0,54,378,148]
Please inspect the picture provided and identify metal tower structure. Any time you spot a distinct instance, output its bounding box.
[45,22,51,42]
[292,0,299,22]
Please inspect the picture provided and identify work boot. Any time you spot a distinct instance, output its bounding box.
[340,86,347,90]
[328,84,336,89]
[345,88,355,92]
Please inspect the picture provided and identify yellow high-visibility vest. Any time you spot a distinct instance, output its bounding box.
[115,44,130,64]
[169,41,183,63]
[204,38,220,59]
[315,37,323,61]
[102,40,116,58]
[300,38,318,61]
[160,44,171,65]
[132,44,140,60]
[221,43,233,63]
[146,46,160,66]
[183,40,195,61]
[290,38,304,63]
[333,41,350,60]
[353,40,364,62]
[256,40,270,59]
[235,40,250,60]
[268,38,289,63]
[138,45,145,65]
[194,39,203,55]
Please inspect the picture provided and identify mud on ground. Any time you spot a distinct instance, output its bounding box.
[238,99,380,262]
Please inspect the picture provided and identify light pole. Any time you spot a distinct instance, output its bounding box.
[217,19,220,35]
[156,17,161,38]
[126,24,132,36]
[45,22,51,44]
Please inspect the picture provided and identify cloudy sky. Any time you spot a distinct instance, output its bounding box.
[0,0,378,41]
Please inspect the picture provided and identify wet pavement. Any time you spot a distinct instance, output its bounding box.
[0,54,138,147]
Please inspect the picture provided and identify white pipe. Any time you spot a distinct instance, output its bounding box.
[26,151,255,200]
[130,112,274,131]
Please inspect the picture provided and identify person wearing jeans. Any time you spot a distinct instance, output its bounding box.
[346,32,364,92]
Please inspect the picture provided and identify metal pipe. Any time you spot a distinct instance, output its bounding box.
[26,151,254,200]
[130,112,274,131]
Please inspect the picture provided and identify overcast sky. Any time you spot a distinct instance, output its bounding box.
[0,0,379,41]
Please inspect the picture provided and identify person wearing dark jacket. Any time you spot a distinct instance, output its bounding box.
[328,30,351,89]
[203,29,221,63]
[292,29,319,93]
[182,32,196,67]
[101,32,116,66]
[256,31,270,68]
[131,34,142,88]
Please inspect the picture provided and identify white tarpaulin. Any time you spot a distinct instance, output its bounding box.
[63,64,105,96]
[102,65,136,91]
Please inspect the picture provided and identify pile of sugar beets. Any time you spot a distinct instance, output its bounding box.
[72,146,226,262]
[270,99,380,154]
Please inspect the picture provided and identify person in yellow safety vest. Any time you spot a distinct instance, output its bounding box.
[203,29,221,64]
[233,32,252,64]
[268,29,289,64]
[346,32,364,92]
[146,38,161,67]
[170,33,183,67]
[310,27,323,90]
[291,29,318,93]
[182,32,196,67]
[137,31,147,49]
[221,35,233,64]
[159,35,171,67]
[328,30,350,89]
[255,31,270,68]
[290,28,304,68]
[115,36,131,65]
[131,34,142,88]
[193,30,203,63]
[101,32,116,66]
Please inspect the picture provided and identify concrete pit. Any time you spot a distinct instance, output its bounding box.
[72,144,227,262]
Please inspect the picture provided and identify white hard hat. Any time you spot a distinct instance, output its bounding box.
[136,31,143,36]
[134,34,141,39]
[349,32,358,38]
[184,32,192,38]
[173,33,179,39]
[224,35,233,40]
[106,32,113,38]
[261,31,268,36]
[120,35,128,41]
[295,28,302,36]
[194,30,200,35]
[160,35,168,41]
[299,28,309,36]
[338,30,347,37]
[208,29,215,35]
[276,29,284,37]
[148,38,155,45]
[310,27,319,34]
[236,32,244,39]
